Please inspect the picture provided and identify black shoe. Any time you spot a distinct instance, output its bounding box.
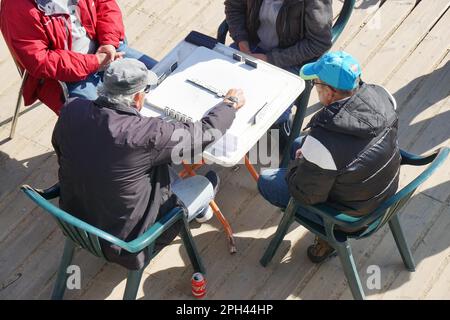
[204,170,220,195]
[307,236,337,264]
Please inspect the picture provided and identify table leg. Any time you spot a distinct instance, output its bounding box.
[181,161,237,254]
[245,155,259,182]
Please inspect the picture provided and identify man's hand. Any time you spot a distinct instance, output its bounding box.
[238,41,251,54]
[295,148,303,159]
[96,52,110,71]
[250,53,268,62]
[223,89,245,110]
[97,44,116,62]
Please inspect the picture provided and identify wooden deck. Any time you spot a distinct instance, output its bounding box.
[0,0,449,300]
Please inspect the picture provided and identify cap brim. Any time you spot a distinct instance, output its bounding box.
[299,62,319,80]
[147,70,159,86]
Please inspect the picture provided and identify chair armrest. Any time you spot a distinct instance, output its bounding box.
[400,149,439,166]
[217,20,229,44]
[21,185,185,253]
[299,203,373,230]
[124,207,185,253]
[28,183,60,200]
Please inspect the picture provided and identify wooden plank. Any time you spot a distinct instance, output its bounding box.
[363,0,450,84]
[424,251,450,299]
[386,8,450,107]
[344,0,416,67]
[332,0,382,50]
[36,248,107,300]
[396,53,450,151]
[371,202,450,299]
[0,228,63,299]
[0,206,56,282]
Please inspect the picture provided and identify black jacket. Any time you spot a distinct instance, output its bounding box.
[287,83,401,216]
[52,98,236,269]
[224,0,333,68]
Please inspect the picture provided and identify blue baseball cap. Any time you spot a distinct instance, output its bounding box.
[300,51,362,91]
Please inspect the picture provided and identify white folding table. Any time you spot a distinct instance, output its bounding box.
[143,31,305,252]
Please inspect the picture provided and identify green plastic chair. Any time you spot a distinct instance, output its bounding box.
[260,147,450,299]
[217,0,356,167]
[21,184,205,300]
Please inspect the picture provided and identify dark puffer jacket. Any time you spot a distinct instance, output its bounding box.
[287,83,401,216]
[224,0,333,68]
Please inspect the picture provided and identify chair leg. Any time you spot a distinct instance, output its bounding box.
[9,85,24,139]
[180,218,206,274]
[335,241,365,300]
[123,269,144,300]
[280,81,313,168]
[260,201,296,267]
[389,215,416,272]
[51,239,76,300]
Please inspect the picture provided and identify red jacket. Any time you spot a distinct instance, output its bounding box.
[0,0,125,114]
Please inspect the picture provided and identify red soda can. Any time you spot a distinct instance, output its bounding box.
[191,272,206,298]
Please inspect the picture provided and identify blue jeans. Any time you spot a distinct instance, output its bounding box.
[257,136,324,226]
[230,42,299,125]
[66,42,158,100]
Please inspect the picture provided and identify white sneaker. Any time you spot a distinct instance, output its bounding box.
[195,207,214,223]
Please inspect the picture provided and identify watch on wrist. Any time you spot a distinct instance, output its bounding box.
[224,96,239,108]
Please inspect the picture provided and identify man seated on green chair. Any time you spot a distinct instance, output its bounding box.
[258,51,401,263]
[52,58,246,270]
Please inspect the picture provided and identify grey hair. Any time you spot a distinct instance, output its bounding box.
[97,84,137,107]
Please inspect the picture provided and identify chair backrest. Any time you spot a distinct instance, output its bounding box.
[21,185,109,258]
[20,185,137,260]
[362,148,449,236]
[21,184,185,258]
[55,217,106,258]
[217,0,356,45]
[331,0,356,43]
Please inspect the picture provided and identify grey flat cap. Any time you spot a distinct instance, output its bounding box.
[103,58,158,95]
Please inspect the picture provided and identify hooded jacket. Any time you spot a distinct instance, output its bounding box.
[287,83,401,216]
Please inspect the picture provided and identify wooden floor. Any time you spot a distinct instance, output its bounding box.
[1,0,449,300]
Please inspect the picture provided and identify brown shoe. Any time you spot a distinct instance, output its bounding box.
[307,236,337,264]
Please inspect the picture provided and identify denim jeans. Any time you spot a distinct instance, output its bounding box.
[170,173,214,222]
[66,42,158,100]
[230,42,300,125]
[257,136,324,226]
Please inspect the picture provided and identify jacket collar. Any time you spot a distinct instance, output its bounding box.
[35,0,79,16]
[307,83,396,138]
[94,97,142,118]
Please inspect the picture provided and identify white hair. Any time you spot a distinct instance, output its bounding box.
[97,84,137,108]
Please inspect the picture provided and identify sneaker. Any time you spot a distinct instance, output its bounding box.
[195,206,214,223]
[204,170,220,195]
[306,236,337,264]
